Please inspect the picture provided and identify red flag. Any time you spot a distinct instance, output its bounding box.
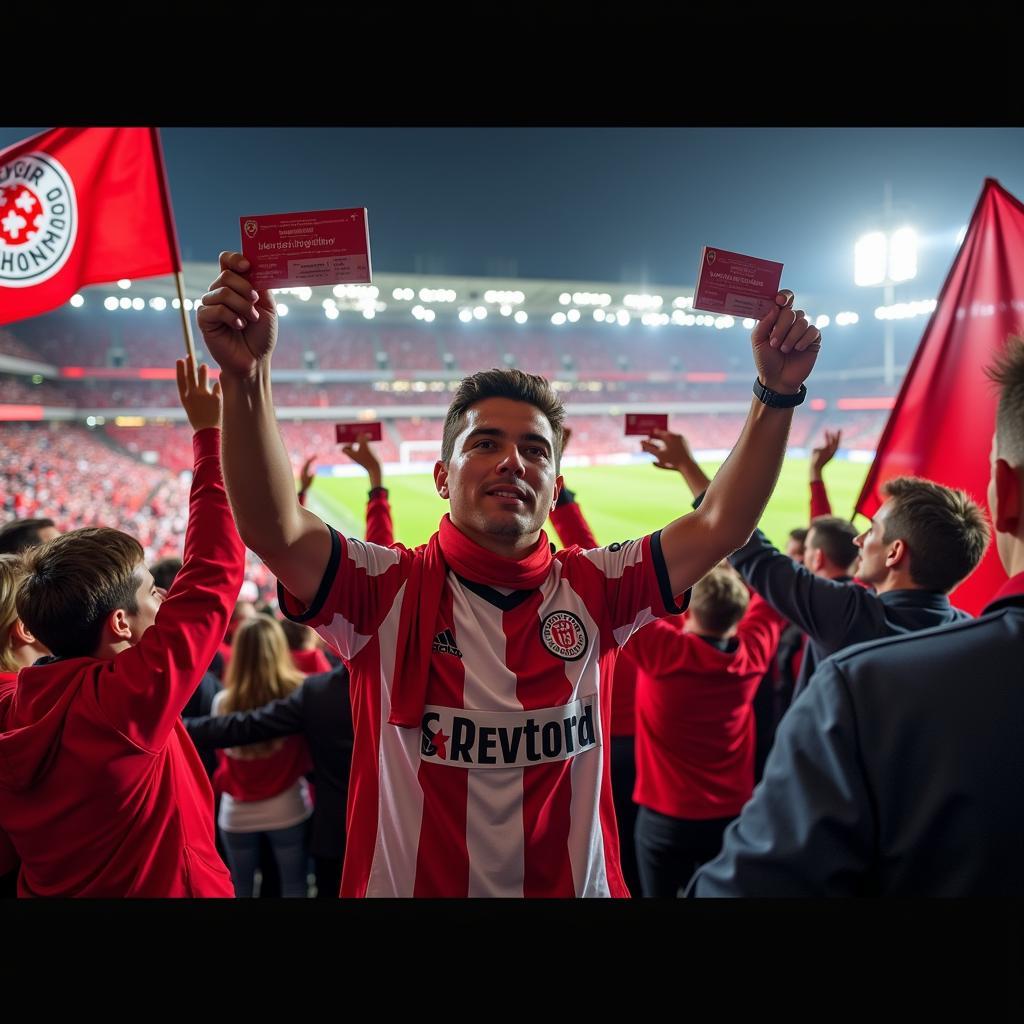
[855,179,1024,614]
[0,127,180,326]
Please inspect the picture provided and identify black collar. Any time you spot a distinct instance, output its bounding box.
[454,574,534,611]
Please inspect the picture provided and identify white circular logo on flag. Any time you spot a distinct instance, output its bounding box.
[0,151,78,287]
[243,219,258,239]
[540,610,588,662]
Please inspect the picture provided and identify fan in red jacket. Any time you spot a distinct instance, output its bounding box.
[0,551,52,895]
[0,358,244,898]
[626,563,788,897]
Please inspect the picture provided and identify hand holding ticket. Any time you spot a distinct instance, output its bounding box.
[693,246,784,319]
[240,207,372,290]
[336,422,383,444]
[624,413,668,436]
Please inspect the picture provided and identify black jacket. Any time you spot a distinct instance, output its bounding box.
[185,664,353,859]
[690,591,1024,896]
[728,529,971,699]
[182,672,221,778]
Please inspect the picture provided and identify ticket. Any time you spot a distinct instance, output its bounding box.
[336,421,383,444]
[240,207,371,290]
[624,413,668,436]
[693,246,783,319]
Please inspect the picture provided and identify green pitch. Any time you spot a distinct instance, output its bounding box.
[307,457,872,551]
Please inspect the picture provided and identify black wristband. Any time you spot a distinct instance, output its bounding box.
[368,486,389,499]
[753,379,806,408]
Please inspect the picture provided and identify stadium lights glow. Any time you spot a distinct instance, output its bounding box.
[641,312,668,327]
[623,294,663,310]
[815,314,830,329]
[742,317,756,329]
[499,304,512,316]
[322,298,337,310]
[184,299,196,311]
[671,310,686,325]
[594,309,606,322]
[171,298,181,309]
[458,308,473,323]
[334,284,379,299]
[131,297,145,311]
[117,279,131,289]
[854,231,888,287]
[874,298,937,321]
[551,312,567,325]
[616,310,630,326]
[835,311,859,326]
[888,228,918,282]
[363,308,375,319]
[714,315,734,330]
[150,297,167,311]
[683,314,696,326]
[103,296,118,311]
[571,292,611,306]
[412,305,425,319]
[69,293,84,308]
[422,309,436,323]
[325,306,339,320]
[473,306,487,320]
[485,290,525,304]
[296,287,312,302]
[277,303,289,317]
[118,297,132,310]
[672,296,694,309]
[514,310,528,324]
[392,287,415,301]
[567,309,581,323]
[956,225,968,246]
[420,288,456,303]
[559,293,571,305]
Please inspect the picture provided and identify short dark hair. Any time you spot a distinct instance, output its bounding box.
[440,368,565,468]
[689,567,750,635]
[150,556,183,591]
[880,477,990,593]
[17,528,144,658]
[0,517,56,555]
[788,527,808,545]
[807,516,859,571]
[987,334,1024,465]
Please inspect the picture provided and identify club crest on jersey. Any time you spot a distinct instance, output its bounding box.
[540,610,588,661]
[419,699,598,769]
[0,152,77,287]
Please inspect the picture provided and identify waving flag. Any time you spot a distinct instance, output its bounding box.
[855,179,1024,613]
[0,127,180,326]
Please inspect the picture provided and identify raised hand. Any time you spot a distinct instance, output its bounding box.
[196,252,278,380]
[342,433,383,490]
[641,428,696,472]
[810,429,842,478]
[176,356,222,432]
[750,290,822,395]
[299,455,317,492]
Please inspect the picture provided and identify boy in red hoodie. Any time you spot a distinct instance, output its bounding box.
[0,358,244,897]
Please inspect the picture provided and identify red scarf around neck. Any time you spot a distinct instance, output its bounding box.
[387,514,554,728]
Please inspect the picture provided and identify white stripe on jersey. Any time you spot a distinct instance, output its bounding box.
[580,538,646,577]
[540,563,610,897]
[612,608,659,648]
[366,584,423,898]
[453,579,527,897]
[345,537,402,576]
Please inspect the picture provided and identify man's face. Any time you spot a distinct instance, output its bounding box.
[801,530,823,574]
[124,563,166,642]
[784,537,805,561]
[435,397,562,546]
[854,500,895,586]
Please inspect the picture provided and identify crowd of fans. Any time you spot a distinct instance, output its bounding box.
[0,270,1017,904]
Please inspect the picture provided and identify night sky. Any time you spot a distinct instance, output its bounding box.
[2,126,1021,305]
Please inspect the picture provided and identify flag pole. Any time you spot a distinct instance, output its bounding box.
[148,128,197,367]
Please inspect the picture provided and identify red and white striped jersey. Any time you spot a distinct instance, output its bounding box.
[280,526,686,897]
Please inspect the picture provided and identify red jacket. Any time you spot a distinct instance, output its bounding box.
[215,733,313,802]
[0,672,16,878]
[290,647,333,675]
[0,428,244,897]
[629,594,787,820]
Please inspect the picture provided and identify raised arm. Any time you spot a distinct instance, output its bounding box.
[185,686,304,750]
[197,252,331,608]
[547,427,601,549]
[640,429,712,499]
[809,429,840,518]
[657,292,822,597]
[343,433,395,547]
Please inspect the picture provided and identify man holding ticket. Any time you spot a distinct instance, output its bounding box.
[198,248,821,898]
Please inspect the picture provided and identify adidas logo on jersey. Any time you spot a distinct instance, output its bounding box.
[432,629,463,657]
[420,698,597,769]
